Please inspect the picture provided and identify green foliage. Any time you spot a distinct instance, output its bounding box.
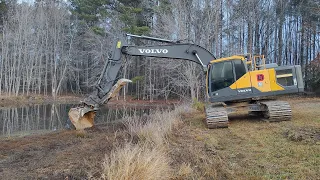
[123,26,150,35]
[118,4,151,35]
[0,0,7,26]
[154,0,172,14]
[69,0,111,31]
[306,57,320,93]
[131,76,144,84]
[132,7,142,14]
[69,0,151,36]
[91,26,105,36]
[192,98,205,112]
[288,0,320,22]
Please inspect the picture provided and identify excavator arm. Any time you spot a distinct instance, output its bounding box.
[69,34,216,130]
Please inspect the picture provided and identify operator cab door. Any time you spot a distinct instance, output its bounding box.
[232,60,253,95]
[209,59,252,102]
[209,61,237,99]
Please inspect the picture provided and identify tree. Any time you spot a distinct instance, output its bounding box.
[69,0,112,35]
[306,53,320,93]
[0,0,9,32]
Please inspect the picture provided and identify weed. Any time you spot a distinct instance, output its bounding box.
[76,130,90,138]
[192,98,205,112]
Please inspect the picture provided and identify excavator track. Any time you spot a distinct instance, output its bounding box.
[205,105,228,128]
[261,101,292,122]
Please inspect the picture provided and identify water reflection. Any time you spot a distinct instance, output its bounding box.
[0,104,169,137]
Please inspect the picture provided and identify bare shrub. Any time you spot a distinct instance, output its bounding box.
[101,144,171,180]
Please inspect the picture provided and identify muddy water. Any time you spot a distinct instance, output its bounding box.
[0,104,168,137]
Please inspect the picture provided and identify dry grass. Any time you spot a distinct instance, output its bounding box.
[178,98,320,179]
[98,104,190,180]
[177,163,193,178]
[97,98,320,179]
[124,107,184,146]
[101,144,171,180]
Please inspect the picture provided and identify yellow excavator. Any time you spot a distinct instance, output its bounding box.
[68,34,304,130]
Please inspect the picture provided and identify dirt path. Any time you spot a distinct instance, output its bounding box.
[0,97,319,179]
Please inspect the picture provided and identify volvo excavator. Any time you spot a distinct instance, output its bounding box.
[68,34,304,130]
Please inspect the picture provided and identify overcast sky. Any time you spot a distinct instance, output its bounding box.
[18,0,68,4]
[18,0,34,3]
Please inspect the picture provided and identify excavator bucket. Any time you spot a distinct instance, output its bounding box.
[68,107,96,130]
[68,78,132,130]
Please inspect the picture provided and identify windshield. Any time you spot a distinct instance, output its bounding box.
[210,61,235,92]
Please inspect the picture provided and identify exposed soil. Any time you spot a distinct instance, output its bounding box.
[283,127,320,143]
[0,97,319,179]
[0,124,129,179]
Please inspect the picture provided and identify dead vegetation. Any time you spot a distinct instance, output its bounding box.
[98,106,187,180]
[0,98,319,179]
[100,144,170,180]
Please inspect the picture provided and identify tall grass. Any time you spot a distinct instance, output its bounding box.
[101,144,170,180]
[124,108,181,146]
[99,104,193,180]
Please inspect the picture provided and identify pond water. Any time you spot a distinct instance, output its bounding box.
[0,103,171,137]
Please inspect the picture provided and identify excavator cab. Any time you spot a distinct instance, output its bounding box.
[207,56,250,101]
[207,55,304,103]
[205,55,304,128]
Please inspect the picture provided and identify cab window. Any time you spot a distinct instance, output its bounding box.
[210,61,235,92]
[234,60,247,80]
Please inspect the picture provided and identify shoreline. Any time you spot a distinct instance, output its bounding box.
[0,95,181,107]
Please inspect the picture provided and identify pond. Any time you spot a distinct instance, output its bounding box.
[0,103,171,137]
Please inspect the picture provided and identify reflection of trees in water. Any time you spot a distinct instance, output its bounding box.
[0,104,70,137]
[94,106,152,124]
[98,106,171,125]
[0,104,167,137]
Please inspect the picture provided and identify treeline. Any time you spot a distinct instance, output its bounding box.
[0,0,319,100]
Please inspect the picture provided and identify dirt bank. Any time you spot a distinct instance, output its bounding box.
[0,95,82,107]
[0,97,319,179]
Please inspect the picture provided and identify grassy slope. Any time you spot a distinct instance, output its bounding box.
[0,98,319,179]
[172,98,320,179]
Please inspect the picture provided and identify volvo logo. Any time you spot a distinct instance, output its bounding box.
[238,89,252,93]
[138,49,168,54]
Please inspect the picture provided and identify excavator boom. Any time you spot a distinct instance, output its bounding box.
[68,35,216,130]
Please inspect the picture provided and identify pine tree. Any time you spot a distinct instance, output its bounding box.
[0,0,8,30]
[69,0,153,35]
[117,0,152,35]
[69,0,112,35]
